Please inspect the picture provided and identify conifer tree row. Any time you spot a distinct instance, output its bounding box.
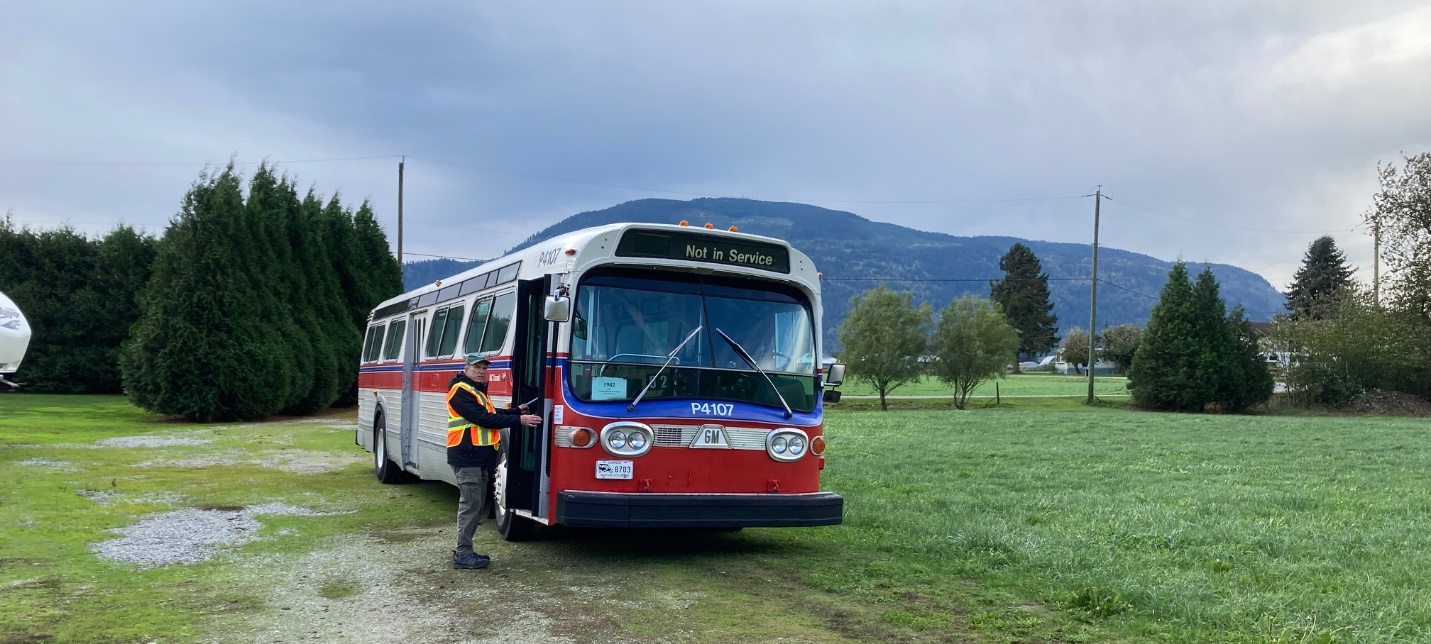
[0,216,156,393]
[121,164,403,421]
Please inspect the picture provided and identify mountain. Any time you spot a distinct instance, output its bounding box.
[404,198,1285,349]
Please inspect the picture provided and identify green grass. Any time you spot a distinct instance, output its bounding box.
[836,373,1130,398]
[0,394,452,642]
[793,407,1431,642]
[5,393,1431,642]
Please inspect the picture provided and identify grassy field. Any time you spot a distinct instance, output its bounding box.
[3,393,1430,642]
[835,372,1130,399]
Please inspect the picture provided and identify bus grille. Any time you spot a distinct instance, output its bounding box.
[652,424,768,450]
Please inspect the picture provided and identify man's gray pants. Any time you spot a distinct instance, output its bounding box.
[452,465,490,554]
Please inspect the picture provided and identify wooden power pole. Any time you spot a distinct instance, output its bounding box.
[1087,187,1101,404]
[397,156,405,266]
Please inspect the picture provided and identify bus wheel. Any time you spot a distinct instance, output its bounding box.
[374,414,404,484]
[494,451,534,541]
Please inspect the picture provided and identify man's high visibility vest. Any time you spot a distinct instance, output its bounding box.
[446,381,501,449]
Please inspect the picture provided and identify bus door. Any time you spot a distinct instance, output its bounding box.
[400,311,427,469]
[505,277,553,518]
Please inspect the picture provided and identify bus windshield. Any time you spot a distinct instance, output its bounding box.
[568,270,817,412]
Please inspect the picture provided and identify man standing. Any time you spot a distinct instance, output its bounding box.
[446,352,542,570]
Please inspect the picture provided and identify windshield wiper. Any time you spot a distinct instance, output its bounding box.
[715,328,793,419]
[627,325,703,412]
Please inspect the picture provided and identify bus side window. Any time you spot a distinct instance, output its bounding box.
[480,292,516,354]
[437,304,465,357]
[362,323,387,363]
[462,297,493,356]
[424,308,449,358]
[361,325,381,363]
[382,319,407,361]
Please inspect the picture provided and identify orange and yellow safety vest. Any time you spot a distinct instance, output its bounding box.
[446,381,501,449]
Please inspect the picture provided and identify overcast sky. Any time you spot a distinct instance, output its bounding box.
[4,1,1429,290]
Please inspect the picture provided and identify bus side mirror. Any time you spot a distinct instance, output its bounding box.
[822,390,842,403]
[824,363,846,387]
[544,296,571,322]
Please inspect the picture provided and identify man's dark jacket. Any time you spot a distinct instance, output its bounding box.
[447,372,525,469]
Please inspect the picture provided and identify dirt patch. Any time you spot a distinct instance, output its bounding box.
[207,528,622,644]
[1345,390,1431,416]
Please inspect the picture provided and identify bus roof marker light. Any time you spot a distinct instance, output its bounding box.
[679,220,689,226]
[728,226,738,232]
[703,222,714,229]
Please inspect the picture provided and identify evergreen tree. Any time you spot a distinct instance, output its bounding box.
[836,286,932,411]
[12,226,99,392]
[352,200,404,316]
[299,190,349,408]
[989,243,1059,371]
[320,195,364,403]
[1220,305,1275,412]
[1190,267,1232,410]
[244,164,309,412]
[1284,236,1354,320]
[1128,261,1202,411]
[929,295,1019,409]
[123,166,288,421]
[89,225,157,394]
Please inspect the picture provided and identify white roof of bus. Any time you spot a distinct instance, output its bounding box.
[374,223,812,311]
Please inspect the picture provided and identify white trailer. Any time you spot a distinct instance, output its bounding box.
[0,291,31,388]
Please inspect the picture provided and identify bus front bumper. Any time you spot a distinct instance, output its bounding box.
[556,491,844,528]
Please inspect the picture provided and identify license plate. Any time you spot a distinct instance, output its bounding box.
[595,460,633,480]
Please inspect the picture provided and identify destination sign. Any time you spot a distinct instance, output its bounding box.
[615,229,791,274]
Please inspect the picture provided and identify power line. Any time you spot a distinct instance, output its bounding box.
[407,155,1094,205]
[1101,194,1356,235]
[0,155,402,168]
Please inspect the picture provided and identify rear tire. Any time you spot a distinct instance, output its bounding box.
[494,448,535,541]
[374,414,404,484]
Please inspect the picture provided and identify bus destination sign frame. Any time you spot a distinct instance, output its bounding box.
[615,229,791,274]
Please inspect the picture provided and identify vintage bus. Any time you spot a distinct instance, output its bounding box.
[356,222,846,540]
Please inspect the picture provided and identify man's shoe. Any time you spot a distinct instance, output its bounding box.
[452,551,490,570]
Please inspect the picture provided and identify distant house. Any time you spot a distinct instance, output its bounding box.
[1052,357,1117,375]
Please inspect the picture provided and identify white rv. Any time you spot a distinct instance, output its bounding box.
[0,291,31,388]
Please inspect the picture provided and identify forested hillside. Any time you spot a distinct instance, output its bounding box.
[405,198,1284,349]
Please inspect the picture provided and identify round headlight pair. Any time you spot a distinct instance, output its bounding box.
[601,422,653,457]
[766,428,809,462]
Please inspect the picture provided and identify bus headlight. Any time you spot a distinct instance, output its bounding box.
[601,422,654,457]
[766,428,809,462]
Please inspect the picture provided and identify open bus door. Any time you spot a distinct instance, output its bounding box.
[497,276,553,540]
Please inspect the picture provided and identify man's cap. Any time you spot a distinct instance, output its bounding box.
[464,353,491,367]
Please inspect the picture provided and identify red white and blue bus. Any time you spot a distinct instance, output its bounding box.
[356,222,846,540]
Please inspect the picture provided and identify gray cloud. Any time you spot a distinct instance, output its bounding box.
[4,1,1429,289]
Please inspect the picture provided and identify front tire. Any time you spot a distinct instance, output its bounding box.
[494,447,535,541]
[374,414,404,484]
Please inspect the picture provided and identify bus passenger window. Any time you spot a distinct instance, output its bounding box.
[425,308,449,358]
[437,305,465,357]
[361,325,382,363]
[462,298,493,355]
[382,320,407,361]
[480,292,516,354]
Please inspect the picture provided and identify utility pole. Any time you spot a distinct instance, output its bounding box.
[397,155,405,266]
[1087,187,1101,404]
